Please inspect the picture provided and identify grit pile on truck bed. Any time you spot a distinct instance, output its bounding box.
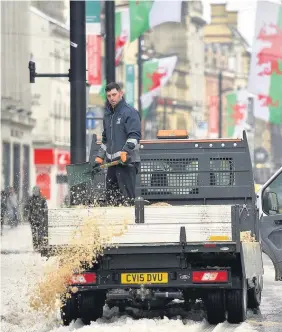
[41,130,271,326]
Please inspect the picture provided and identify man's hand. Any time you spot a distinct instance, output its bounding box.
[95,157,103,165]
[93,157,103,167]
[120,151,128,163]
[92,157,103,175]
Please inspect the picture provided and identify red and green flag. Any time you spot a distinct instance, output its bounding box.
[226,90,248,138]
[115,9,130,66]
[129,0,183,42]
[141,56,177,117]
[248,1,282,124]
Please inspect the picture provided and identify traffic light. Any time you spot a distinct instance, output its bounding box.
[28,61,36,83]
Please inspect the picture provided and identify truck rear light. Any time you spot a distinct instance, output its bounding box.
[203,243,217,248]
[192,271,228,283]
[70,273,97,285]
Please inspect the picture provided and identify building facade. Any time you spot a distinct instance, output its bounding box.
[31,0,66,23]
[111,1,207,139]
[1,1,36,205]
[185,1,207,138]
[204,43,235,138]
[30,6,71,208]
[203,3,250,138]
[87,1,207,139]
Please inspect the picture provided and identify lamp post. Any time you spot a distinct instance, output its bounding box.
[218,70,236,138]
[86,83,91,109]
[137,36,143,118]
[105,1,115,83]
[69,0,86,164]
[85,83,93,161]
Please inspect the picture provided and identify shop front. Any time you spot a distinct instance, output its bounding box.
[33,148,70,208]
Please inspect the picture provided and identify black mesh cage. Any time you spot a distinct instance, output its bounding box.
[209,158,235,186]
[140,158,199,197]
[88,136,254,202]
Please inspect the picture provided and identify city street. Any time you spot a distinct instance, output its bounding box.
[2,1,282,331]
[1,224,282,332]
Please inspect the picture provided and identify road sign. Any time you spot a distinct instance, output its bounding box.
[86,111,95,129]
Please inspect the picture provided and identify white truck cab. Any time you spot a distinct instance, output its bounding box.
[257,166,282,281]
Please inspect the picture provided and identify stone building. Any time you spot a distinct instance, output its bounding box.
[29,5,71,207]
[1,1,36,203]
[203,3,250,138]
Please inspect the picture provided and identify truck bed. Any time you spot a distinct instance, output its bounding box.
[47,205,233,246]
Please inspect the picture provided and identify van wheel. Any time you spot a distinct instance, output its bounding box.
[248,277,263,309]
[226,280,247,324]
[80,292,106,325]
[60,294,78,326]
[205,290,226,324]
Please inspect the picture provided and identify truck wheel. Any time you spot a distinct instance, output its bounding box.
[205,291,226,324]
[80,291,106,325]
[60,294,78,326]
[248,277,263,309]
[226,281,247,324]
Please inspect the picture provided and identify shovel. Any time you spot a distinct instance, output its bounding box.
[92,159,136,173]
[66,160,131,187]
[95,160,122,171]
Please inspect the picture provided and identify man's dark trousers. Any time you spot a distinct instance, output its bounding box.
[105,164,139,206]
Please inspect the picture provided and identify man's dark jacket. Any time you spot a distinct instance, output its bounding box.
[97,98,142,162]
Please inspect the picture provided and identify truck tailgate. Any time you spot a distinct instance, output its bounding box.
[47,205,233,246]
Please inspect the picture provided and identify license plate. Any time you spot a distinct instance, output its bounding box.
[121,272,168,285]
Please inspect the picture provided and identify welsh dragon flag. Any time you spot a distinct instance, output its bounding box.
[129,0,183,42]
[115,9,130,66]
[226,90,248,138]
[141,56,177,116]
[248,1,282,124]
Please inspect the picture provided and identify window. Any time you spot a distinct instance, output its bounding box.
[64,104,69,143]
[236,52,242,73]
[176,114,187,130]
[228,56,235,71]
[54,48,60,73]
[262,172,282,215]
[54,89,62,142]
[22,145,30,201]
[205,54,210,67]
[13,144,21,196]
[2,142,11,189]
[53,100,58,141]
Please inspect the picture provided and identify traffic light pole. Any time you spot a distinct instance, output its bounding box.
[69,0,86,164]
[28,62,69,82]
[105,0,115,84]
[137,35,145,138]
[137,36,143,118]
